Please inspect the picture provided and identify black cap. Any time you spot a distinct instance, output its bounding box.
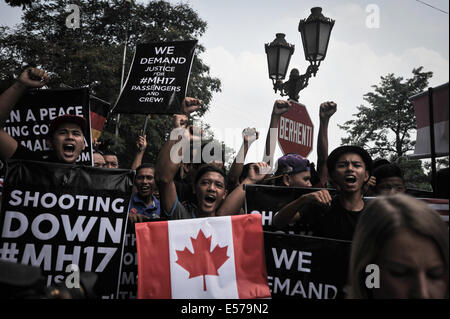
[48,114,88,137]
[327,145,373,175]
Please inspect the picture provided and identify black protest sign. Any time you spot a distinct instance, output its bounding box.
[245,184,335,234]
[117,221,138,299]
[0,160,134,298]
[2,88,92,165]
[113,40,198,114]
[264,231,352,299]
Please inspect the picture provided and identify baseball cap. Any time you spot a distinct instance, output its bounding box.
[48,114,88,137]
[275,153,310,176]
[327,145,373,175]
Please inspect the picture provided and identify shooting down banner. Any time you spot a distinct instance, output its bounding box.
[0,160,135,298]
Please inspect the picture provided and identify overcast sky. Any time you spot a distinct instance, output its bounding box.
[1,0,448,166]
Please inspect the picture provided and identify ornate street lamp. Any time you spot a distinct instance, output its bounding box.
[265,7,335,101]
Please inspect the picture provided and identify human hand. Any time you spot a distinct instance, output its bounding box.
[17,67,48,89]
[128,209,151,224]
[363,176,376,195]
[272,100,291,116]
[244,162,271,184]
[137,130,147,152]
[242,127,259,144]
[181,97,202,115]
[302,189,332,207]
[173,114,188,128]
[319,101,337,120]
[92,138,102,150]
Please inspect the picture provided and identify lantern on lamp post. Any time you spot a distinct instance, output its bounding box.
[265,7,335,101]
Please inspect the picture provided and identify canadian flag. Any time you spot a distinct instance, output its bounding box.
[135,214,271,299]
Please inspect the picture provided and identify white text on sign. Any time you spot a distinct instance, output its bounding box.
[279,116,313,148]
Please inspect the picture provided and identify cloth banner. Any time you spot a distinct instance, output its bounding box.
[113,40,197,114]
[263,231,351,299]
[410,82,449,158]
[244,184,335,234]
[135,214,270,299]
[2,88,93,165]
[0,160,134,298]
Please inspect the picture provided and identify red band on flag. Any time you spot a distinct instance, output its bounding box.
[232,214,271,298]
[136,221,172,299]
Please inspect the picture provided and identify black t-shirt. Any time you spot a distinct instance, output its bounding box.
[295,196,366,241]
[11,144,44,161]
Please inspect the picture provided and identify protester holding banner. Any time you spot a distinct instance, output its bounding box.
[0,67,93,165]
[347,194,448,299]
[274,145,372,241]
[129,163,161,223]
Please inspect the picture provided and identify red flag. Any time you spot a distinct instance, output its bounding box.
[135,214,271,299]
[410,83,449,158]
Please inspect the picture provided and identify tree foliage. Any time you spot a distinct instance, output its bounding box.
[339,67,433,160]
[4,0,36,9]
[0,0,222,167]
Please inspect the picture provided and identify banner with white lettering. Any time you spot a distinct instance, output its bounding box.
[0,160,134,298]
[117,222,138,299]
[264,231,351,299]
[2,88,92,165]
[244,184,336,234]
[113,40,198,114]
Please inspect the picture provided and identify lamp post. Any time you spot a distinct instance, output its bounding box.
[265,7,335,101]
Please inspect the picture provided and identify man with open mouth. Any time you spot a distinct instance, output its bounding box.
[156,97,229,220]
[0,67,87,165]
[275,145,372,241]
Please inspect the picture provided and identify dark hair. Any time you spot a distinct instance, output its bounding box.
[373,163,404,183]
[103,150,118,157]
[194,164,227,186]
[136,163,155,175]
[372,158,390,171]
[327,145,373,176]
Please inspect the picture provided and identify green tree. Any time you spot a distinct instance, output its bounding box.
[0,0,222,167]
[339,67,433,160]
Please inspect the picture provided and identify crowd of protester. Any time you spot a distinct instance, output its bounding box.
[0,67,448,299]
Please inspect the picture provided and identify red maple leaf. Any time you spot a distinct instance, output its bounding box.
[175,229,229,291]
